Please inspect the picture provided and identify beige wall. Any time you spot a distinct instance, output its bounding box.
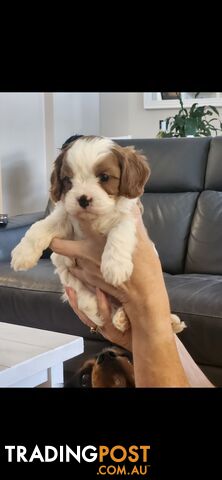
[0,93,100,216]
[0,161,2,213]
[0,93,47,216]
[45,92,100,189]
[100,92,222,139]
[100,92,176,138]
[99,93,130,137]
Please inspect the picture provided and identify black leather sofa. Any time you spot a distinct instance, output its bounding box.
[1,136,222,386]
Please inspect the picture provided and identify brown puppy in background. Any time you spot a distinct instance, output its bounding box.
[65,347,135,388]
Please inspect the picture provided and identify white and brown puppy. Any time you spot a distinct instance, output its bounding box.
[11,136,185,333]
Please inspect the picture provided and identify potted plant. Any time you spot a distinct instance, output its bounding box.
[157,93,222,138]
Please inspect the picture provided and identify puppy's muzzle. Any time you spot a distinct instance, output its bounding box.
[97,350,116,364]
[78,195,92,209]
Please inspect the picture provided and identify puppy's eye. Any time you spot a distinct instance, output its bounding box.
[63,176,72,185]
[62,176,72,192]
[118,352,132,363]
[99,173,109,182]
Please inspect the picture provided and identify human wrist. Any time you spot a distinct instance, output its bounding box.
[125,295,172,332]
[132,330,189,387]
[131,319,174,345]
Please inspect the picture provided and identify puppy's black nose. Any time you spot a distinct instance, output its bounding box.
[78,195,92,209]
[97,350,116,364]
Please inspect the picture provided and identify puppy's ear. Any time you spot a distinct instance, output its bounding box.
[50,151,65,203]
[116,146,150,199]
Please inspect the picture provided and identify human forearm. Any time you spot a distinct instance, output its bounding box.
[50,220,190,387]
[124,260,190,386]
[131,322,190,387]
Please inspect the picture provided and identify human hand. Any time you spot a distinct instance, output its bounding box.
[65,286,132,352]
[50,210,190,387]
[50,206,172,333]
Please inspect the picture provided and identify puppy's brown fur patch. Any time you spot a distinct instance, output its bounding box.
[94,154,121,196]
[92,349,134,388]
[65,347,134,388]
[94,145,150,199]
[50,152,73,202]
[112,145,150,198]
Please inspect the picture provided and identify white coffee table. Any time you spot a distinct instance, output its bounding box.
[0,322,84,388]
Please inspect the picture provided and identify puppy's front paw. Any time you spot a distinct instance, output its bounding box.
[171,314,186,334]
[112,307,129,332]
[11,241,41,271]
[101,255,133,286]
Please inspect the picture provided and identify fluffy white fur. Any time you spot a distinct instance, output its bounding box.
[11,137,185,334]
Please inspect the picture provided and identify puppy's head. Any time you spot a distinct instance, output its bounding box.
[66,347,134,388]
[50,136,150,218]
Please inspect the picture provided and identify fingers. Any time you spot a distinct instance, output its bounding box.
[95,289,132,351]
[65,286,132,351]
[50,238,90,259]
[65,287,95,328]
[69,266,120,299]
[66,286,112,336]
[65,286,114,341]
[96,288,112,322]
[50,235,106,263]
[74,258,101,274]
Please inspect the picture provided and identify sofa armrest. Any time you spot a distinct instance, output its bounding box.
[0,212,45,262]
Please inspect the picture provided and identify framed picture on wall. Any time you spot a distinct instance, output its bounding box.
[160,92,179,100]
[144,92,222,109]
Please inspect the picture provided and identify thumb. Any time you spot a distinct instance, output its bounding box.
[50,238,93,260]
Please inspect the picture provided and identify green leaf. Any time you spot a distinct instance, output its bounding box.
[207,125,217,131]
[209,105,219,115]
[158,96,222,138]
[202,127,211,136]
[192,106,205,117]
[174,115,186,128]
[166,117,171,130]
[179,107,188,116]
[157,131,173,138]
[208,117,219,123]
[184,118,198,136]
[204,110,213,116]
[190,103,198,115]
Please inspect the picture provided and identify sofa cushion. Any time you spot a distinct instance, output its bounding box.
[185,191,222,274]
[0,260,104,342]
[198,365,222,387]
[164,273,222,368]
[0,212,44,262]
[142,192,199,274]
[117,137,210,193]
[205,137,222,190]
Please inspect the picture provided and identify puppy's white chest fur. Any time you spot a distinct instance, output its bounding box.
[67,203,138,287]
